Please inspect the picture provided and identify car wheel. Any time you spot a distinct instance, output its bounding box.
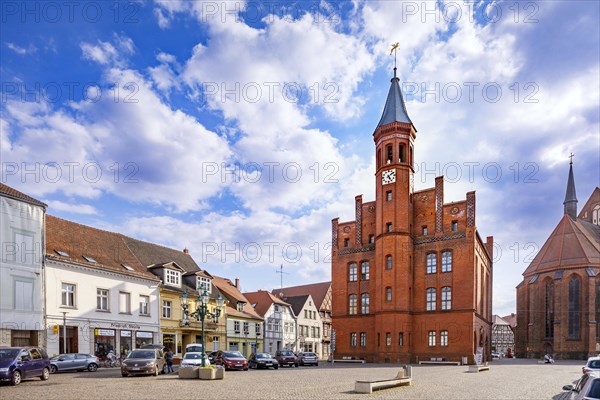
[295,363,299,368]
[121,372,128,377]
[41,367,50,381]
[274,366,279,370]
[11,370,21,386]
[154,366,159,376]
[244,368,249,371]
[50,365,58,373]
[162,365,167,374]
[88,363,98,372]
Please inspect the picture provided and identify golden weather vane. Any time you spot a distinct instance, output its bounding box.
[390,42,399,73]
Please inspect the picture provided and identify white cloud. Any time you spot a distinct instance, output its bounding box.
[45,200,99,215]
[80,34,136,67]
[6,42,37,55]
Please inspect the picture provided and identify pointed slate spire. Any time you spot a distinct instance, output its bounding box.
[563,156,578,219]
[376,67,413,128]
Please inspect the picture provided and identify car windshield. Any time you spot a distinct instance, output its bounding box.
[186,345,202,352]
[127,351,155,359]
[0,348,19,361]
[224,352,243,358]
[256,354,271,359]
[588,360,600,369]
[589,380,600,398]
[280,351,294,356]
[184,353,202,360]
[304,353,316,357]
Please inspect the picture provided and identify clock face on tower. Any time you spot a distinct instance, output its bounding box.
[382,168,396,184]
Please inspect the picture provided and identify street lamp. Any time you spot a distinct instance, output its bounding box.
[180,285,224,367]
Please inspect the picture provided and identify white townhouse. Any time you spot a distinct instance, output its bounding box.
[244,290,296,354]
[0,184,47,347]
[44,215,161,357]
[284,295,323,357]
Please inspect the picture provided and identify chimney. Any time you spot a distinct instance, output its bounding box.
[183,248,189,254]
[235,278,240,289]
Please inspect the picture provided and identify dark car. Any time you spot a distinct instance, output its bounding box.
[50,353,100,373]
[0,346,51,386]
[297,352,319,366]
[214,351,249,371]
[275,350,298,367]
[121,349,166,377]
[208,351,218,364]
[248,353,279,370]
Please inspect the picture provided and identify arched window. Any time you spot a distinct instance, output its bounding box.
[545,280,554,339]
[386,145,393,164]
[441,251,452,272]
[426,253,437,274]
[386,287,392,302]
[441,287,451,310]
[568,275,581,339]
[348,294,357,315]
[361,293,370,314]
[348,263,357,282]
[386,255,392,270]
[361,261,370,280]
[377,149,382,170]
[426,288,436,311]
[399,143,406,163]
[593,205,600,225]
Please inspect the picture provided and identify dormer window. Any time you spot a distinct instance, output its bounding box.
[165,269,181,287]
[237,302,245,312]
[197,276,211,293]
[55,250,69,257]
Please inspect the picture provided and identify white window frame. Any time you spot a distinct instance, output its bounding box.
[440,330,449,346]
[428,331,436,346]
[162,300,172,318]
[139,295,150,316]
[197,276,211,293]
[119,291,131,314]
[97,288,109,311]
[61,283,76,307]
[165,269,181,286]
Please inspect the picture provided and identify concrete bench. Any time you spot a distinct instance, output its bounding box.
[355,366,412,394]
[468,362,490,373]
[333,359,365,364]
[418,360,461,366]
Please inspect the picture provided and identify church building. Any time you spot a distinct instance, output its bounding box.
[516,163,600,359]
[331,68,494,364]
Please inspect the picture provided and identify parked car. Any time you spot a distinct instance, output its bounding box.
[491,351,501,359]
[214,351,248,371]
[140,344,165,351]
[0,346,51,386]
[50,353,99,373]
[583,356,600,374]
[563,372,600,400]
[297,352,319,366]
[180,352,205,368]
[121,349,166,377]
[248,353,279,369]
[275,350,298,367]
[208,351,218,364]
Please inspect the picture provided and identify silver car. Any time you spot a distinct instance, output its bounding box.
[563,372,600,400]
[50,353,100,373]
[121,349,166,377]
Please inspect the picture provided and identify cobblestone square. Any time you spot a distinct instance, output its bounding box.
[0,359,584,399]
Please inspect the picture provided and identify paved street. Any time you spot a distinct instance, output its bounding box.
[0,359,584,399]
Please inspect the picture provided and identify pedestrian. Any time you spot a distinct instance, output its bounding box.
[165,348,174,373]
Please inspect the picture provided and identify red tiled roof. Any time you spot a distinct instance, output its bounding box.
[271,281,331,310]
[578,187,600,221]
[0,183,47,208]
[212,276,263,320]
[243,290,290,317]
[501,314,517,328]
[46,215,158,281]
[523,215,600,276]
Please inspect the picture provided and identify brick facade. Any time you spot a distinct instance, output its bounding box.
[331,75,493,364]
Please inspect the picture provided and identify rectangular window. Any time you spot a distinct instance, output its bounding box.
[440,330,448,346]
[162,300,171,318]
[426,253,437,274]
[311,326,316,338]
[61,283,75,307]
[361,293,369,314]
[350,332,357,347]
[386,255,392,270]
[344,238,350,247]
[426,288,436,311]
[360,332,367,347]
[386,332,391,347]
[119,292,131,314]
[165,269,181,286]
[304,310,308,318]
[361,262,370,280]
[197,276,211,293]
[398,332,404,346]
[386,191,392,201]
[422,226,428,236]
[255,323,261,335]
[316,327,320,337]
[428,331,436,346]
[139,295,150,316]
[386,287,392,302]
[452,221,458,231]
[97,289,109,311]
[349,263,357,282]
[14,280,33,311]
[349,295,357,315]
[14,232,35,265]
[243,322,249,334]
[441,287,452,310]
[386,223,392,232]
[234,321,240,332]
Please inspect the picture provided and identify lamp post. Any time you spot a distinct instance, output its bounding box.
[180,285,224,367]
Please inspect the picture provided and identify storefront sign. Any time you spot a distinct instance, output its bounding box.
[121,330,132,337]
[95,329,115,337]
[110,322,141,330]
[136,331,153,338]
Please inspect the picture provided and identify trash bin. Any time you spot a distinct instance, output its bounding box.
[462,356,468,365]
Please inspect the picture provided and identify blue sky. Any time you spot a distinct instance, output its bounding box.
[1,0,598,316]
